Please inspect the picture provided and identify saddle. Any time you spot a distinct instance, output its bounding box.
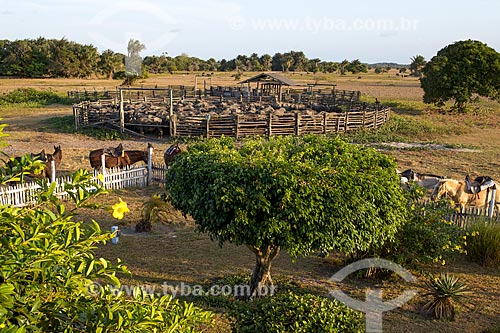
[103,143,124,157]
[465,175,496,194]
[399,169,419,181]
[164,144,179,157]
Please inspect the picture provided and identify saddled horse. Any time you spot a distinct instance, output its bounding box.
[398,168,445,190]
[430,178,500,213]
[89,144,148,169]
[164,143,181,166]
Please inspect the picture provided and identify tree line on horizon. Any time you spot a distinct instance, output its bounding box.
[0,37,410,79]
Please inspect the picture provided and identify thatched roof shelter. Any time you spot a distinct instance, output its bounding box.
[239,72,299,101]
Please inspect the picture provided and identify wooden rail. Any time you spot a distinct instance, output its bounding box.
[173,107,390,138]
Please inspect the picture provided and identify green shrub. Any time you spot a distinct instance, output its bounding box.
[364,184,466,267]
[466,220,500,266]
[230,291,363,333]
[0,119,213,333]
[0,88,71,107]
[113,70,127,80]
[394,201,465,266]
[136,193,175,232]
[0,171,213,332]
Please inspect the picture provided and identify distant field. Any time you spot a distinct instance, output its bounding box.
[2,71,499,179]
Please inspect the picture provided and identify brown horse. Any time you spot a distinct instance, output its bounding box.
[89,148,148,169]
[7,146,61,180]
[7,149,47,169]
[43,145,62,180]
[431,178,500,213]
[164,144,181,166]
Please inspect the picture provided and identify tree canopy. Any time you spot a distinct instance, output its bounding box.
[409,55,426,77]
[420,40,500,112]
[0,37,375,78]
[165,135,407,296]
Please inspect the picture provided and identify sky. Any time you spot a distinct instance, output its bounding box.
[1,0,499,64]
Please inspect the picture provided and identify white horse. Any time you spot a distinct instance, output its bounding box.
[397,169,445,190]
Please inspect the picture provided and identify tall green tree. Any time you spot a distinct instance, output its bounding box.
[338,59,350,75]
[99,49,124,78]
[259,54,272,71]
[409,55,426,77]
[346,59,368,74]
[165,136,407,297]
[420,40,500,112]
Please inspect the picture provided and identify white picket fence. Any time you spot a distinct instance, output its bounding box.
[0,164,169,208]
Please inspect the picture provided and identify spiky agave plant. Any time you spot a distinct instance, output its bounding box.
[424,273,470,320]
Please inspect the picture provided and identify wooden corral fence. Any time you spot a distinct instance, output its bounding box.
[202,87,360,105]
[73,100,390,139]
[68,86,196,102]
[73,86,390,138]
[172,105,389,138]
[447,207,500,229]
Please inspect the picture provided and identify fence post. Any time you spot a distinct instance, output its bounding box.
[206,114,211,138]
[323,112,327,134]
[73,106,79,130]
[147,143,153,186]
[295,112,300,136]
[50,160,56,183]
[101,154,107,188]
[235,114,240,139]
[119,89,125,133]
[267,112,272,137]
[488,186,496,219]
[169,89,173,117]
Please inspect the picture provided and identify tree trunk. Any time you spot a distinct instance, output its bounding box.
[247,245,280,298]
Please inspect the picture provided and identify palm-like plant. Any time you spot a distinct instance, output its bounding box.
[424,273,470,320]
[135,194,173,232]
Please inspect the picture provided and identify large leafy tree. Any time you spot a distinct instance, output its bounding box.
[346,59,368,74]
[98,49,124,79]
[420,40,500,112]
[165,136,407,297]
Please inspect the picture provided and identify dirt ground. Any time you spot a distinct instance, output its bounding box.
[1,106,170,172]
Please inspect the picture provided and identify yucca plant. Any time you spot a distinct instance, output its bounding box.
[423,273,470,320]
